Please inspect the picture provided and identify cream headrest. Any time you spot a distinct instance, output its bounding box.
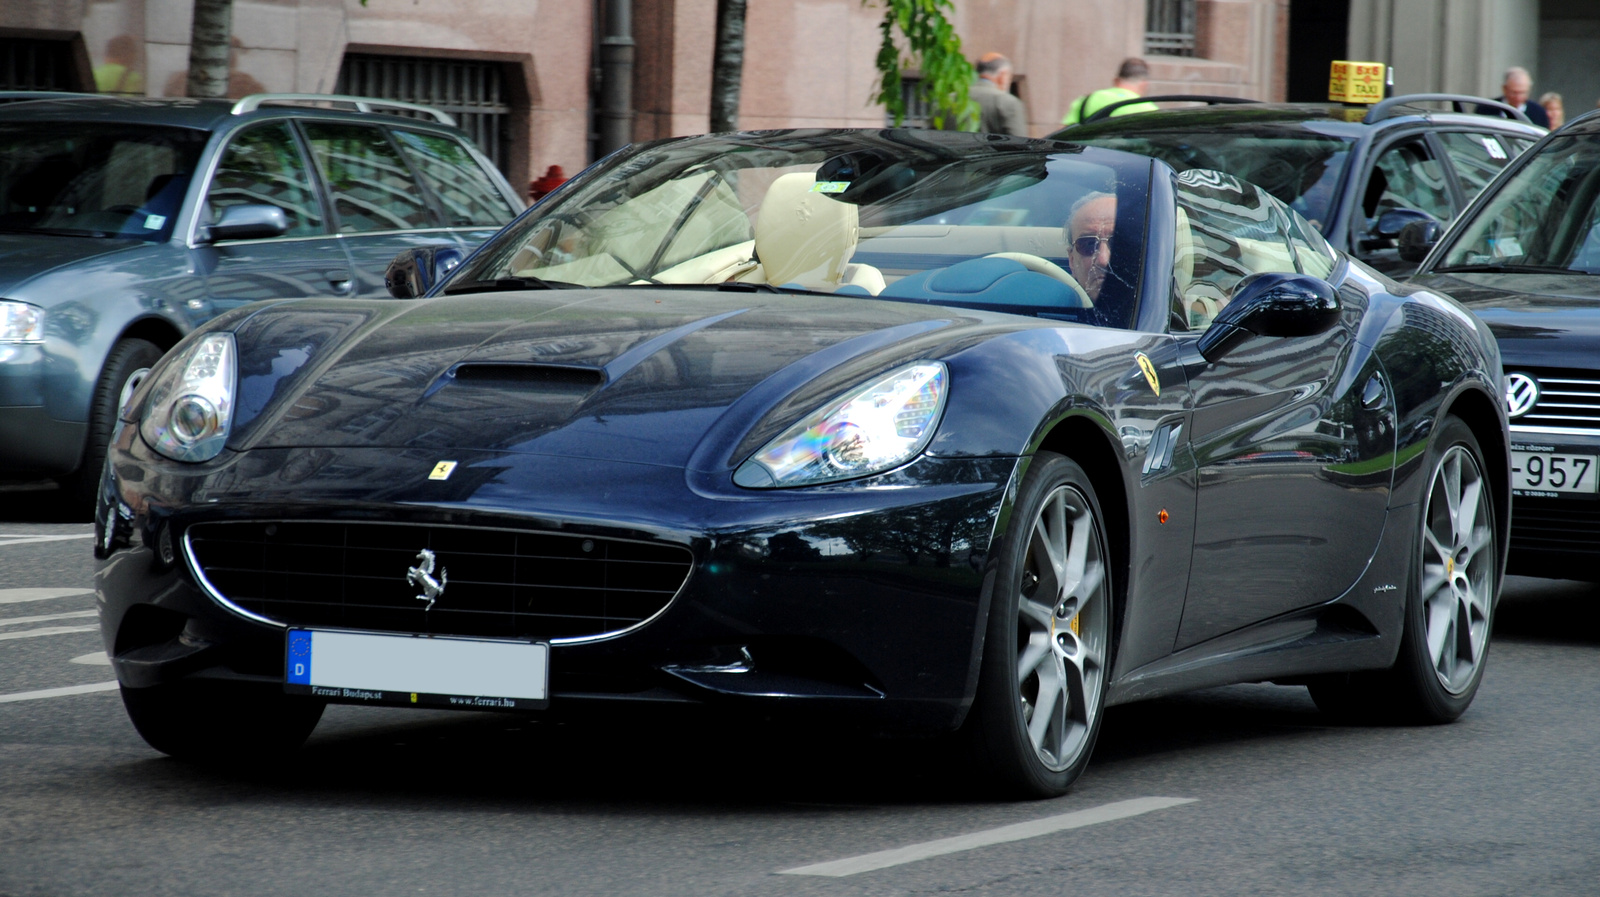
[754,173,860,287]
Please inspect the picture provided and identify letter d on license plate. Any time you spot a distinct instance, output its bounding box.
[286,629,549,709]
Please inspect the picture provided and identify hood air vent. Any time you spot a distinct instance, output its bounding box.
[423,363,606,400]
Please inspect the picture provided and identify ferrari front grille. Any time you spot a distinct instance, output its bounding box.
[184,521,692,642]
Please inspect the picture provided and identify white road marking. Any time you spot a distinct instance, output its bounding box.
[0,681,118,704]
[0,534,95,548]
[778,796,1198,877]
[71,652,112,666]
[0,625,98,642]
[0,610,97,627]
[0,588,92,605]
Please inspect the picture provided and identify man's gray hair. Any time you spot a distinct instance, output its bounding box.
[1505,66,1531,83]
[1065,191,1115,238]
[976,54,1012,77]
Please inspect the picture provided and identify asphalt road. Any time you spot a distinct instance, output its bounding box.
[3,495,1599,896]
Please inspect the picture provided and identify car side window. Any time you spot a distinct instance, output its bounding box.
[1361,138,1454,235]
[390,129,516,228]
[205,122,324,237]
[300,122,432,233]
[1438,131,1518,206]
[1173,169,1299,331]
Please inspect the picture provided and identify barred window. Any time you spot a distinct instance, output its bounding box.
[1146,0,1197,58]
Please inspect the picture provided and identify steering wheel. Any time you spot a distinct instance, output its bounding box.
[984,252,1093,307]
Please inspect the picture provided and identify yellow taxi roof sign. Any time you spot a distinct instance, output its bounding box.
[1329,61,1386,104]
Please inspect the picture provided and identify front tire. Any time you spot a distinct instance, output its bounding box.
[121,680,325,763]
[59,338,162,514]
[1310,415,1497,723]
[966,452,1113,798]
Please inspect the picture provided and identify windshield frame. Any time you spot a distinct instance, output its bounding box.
[446,131,1155,329]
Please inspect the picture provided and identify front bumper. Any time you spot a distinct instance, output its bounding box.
[95,432,1018,735]
[1507,427,1600,580]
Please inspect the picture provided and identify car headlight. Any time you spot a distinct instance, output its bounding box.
[0,301,43,343]
[139,333,237,462]
[734,361,947,488]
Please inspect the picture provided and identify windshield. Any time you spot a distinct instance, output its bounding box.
[0,123,207,242]
[454,132,1151,328]
[1072,130,1352,232]
[1438,134,1600,274]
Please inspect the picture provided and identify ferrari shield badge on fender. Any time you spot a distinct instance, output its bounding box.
[428,460,458,481]
[1135,353,1160,396]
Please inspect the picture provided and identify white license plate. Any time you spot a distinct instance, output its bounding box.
[1511,450,1599,495]
[286,629,548,709]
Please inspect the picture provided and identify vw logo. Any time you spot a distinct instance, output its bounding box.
[1505,372,1540,419]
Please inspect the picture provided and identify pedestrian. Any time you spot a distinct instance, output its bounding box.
[1478,66,1549,128]
[959,52,1028,137]
[1061,57,1159,127]
[1540,91,1565,129]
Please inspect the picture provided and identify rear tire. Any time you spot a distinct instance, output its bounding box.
[59,338,163,515]
[1309,415,1497,723]
[965,452,1113,798]
[121,680,325,764]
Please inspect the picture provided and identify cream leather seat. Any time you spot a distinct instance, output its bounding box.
[710,172,883,293]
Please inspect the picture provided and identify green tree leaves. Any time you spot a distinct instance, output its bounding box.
[870,0,978,130]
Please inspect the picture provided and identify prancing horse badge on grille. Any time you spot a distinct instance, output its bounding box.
[407,549,448,610]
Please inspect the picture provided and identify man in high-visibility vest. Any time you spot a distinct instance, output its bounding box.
[1061,58,1159,126]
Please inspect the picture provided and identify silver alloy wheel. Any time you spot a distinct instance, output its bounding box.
[1016,483,1108,771]
[1421,444,1494,695]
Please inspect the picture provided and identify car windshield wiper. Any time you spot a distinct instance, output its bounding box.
[442,275,587,295]
[1432,263,1588,275]
[713,281,806,294]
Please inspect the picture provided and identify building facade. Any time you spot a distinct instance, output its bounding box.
[0,0,1290,191]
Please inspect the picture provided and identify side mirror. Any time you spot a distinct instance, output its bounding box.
[1397,218,1444,262]
[385,246,465,299]
[199,204,289,243]
[1374,207,1439,239]
[1196,272,1341,363]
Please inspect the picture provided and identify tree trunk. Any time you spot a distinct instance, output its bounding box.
[186,0,234,98]
[709,0,747,133]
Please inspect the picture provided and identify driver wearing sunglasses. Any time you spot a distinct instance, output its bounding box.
[1066,192,1116,302]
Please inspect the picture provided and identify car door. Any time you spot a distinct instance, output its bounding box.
[1351,133,1457,276]
[1172,171,1394,649]
[193,121,353,313]
[388,127,520,254]
[297,120,458,296]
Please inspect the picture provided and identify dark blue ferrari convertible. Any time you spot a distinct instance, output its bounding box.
[96,130,1509,797]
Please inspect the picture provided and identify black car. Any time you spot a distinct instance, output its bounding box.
[0,93,523,510]
[1411,110,1600,581]
[97,130,1508,797]
[1054,94,1544,278]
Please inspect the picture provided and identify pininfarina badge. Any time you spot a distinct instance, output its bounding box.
[406,549,448,611]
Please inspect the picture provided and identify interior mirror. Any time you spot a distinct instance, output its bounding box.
[1397,218,1444,263]
[200,204,289,243]
[385,246,465,299]
[1197,272,1341,362]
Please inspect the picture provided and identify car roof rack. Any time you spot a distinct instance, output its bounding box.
[1076,94,1260,126]
[0,90,114,104]
[1363,93,1532,126]
[230,93,457,126]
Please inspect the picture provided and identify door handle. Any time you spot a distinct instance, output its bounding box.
[327,275,354,295]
